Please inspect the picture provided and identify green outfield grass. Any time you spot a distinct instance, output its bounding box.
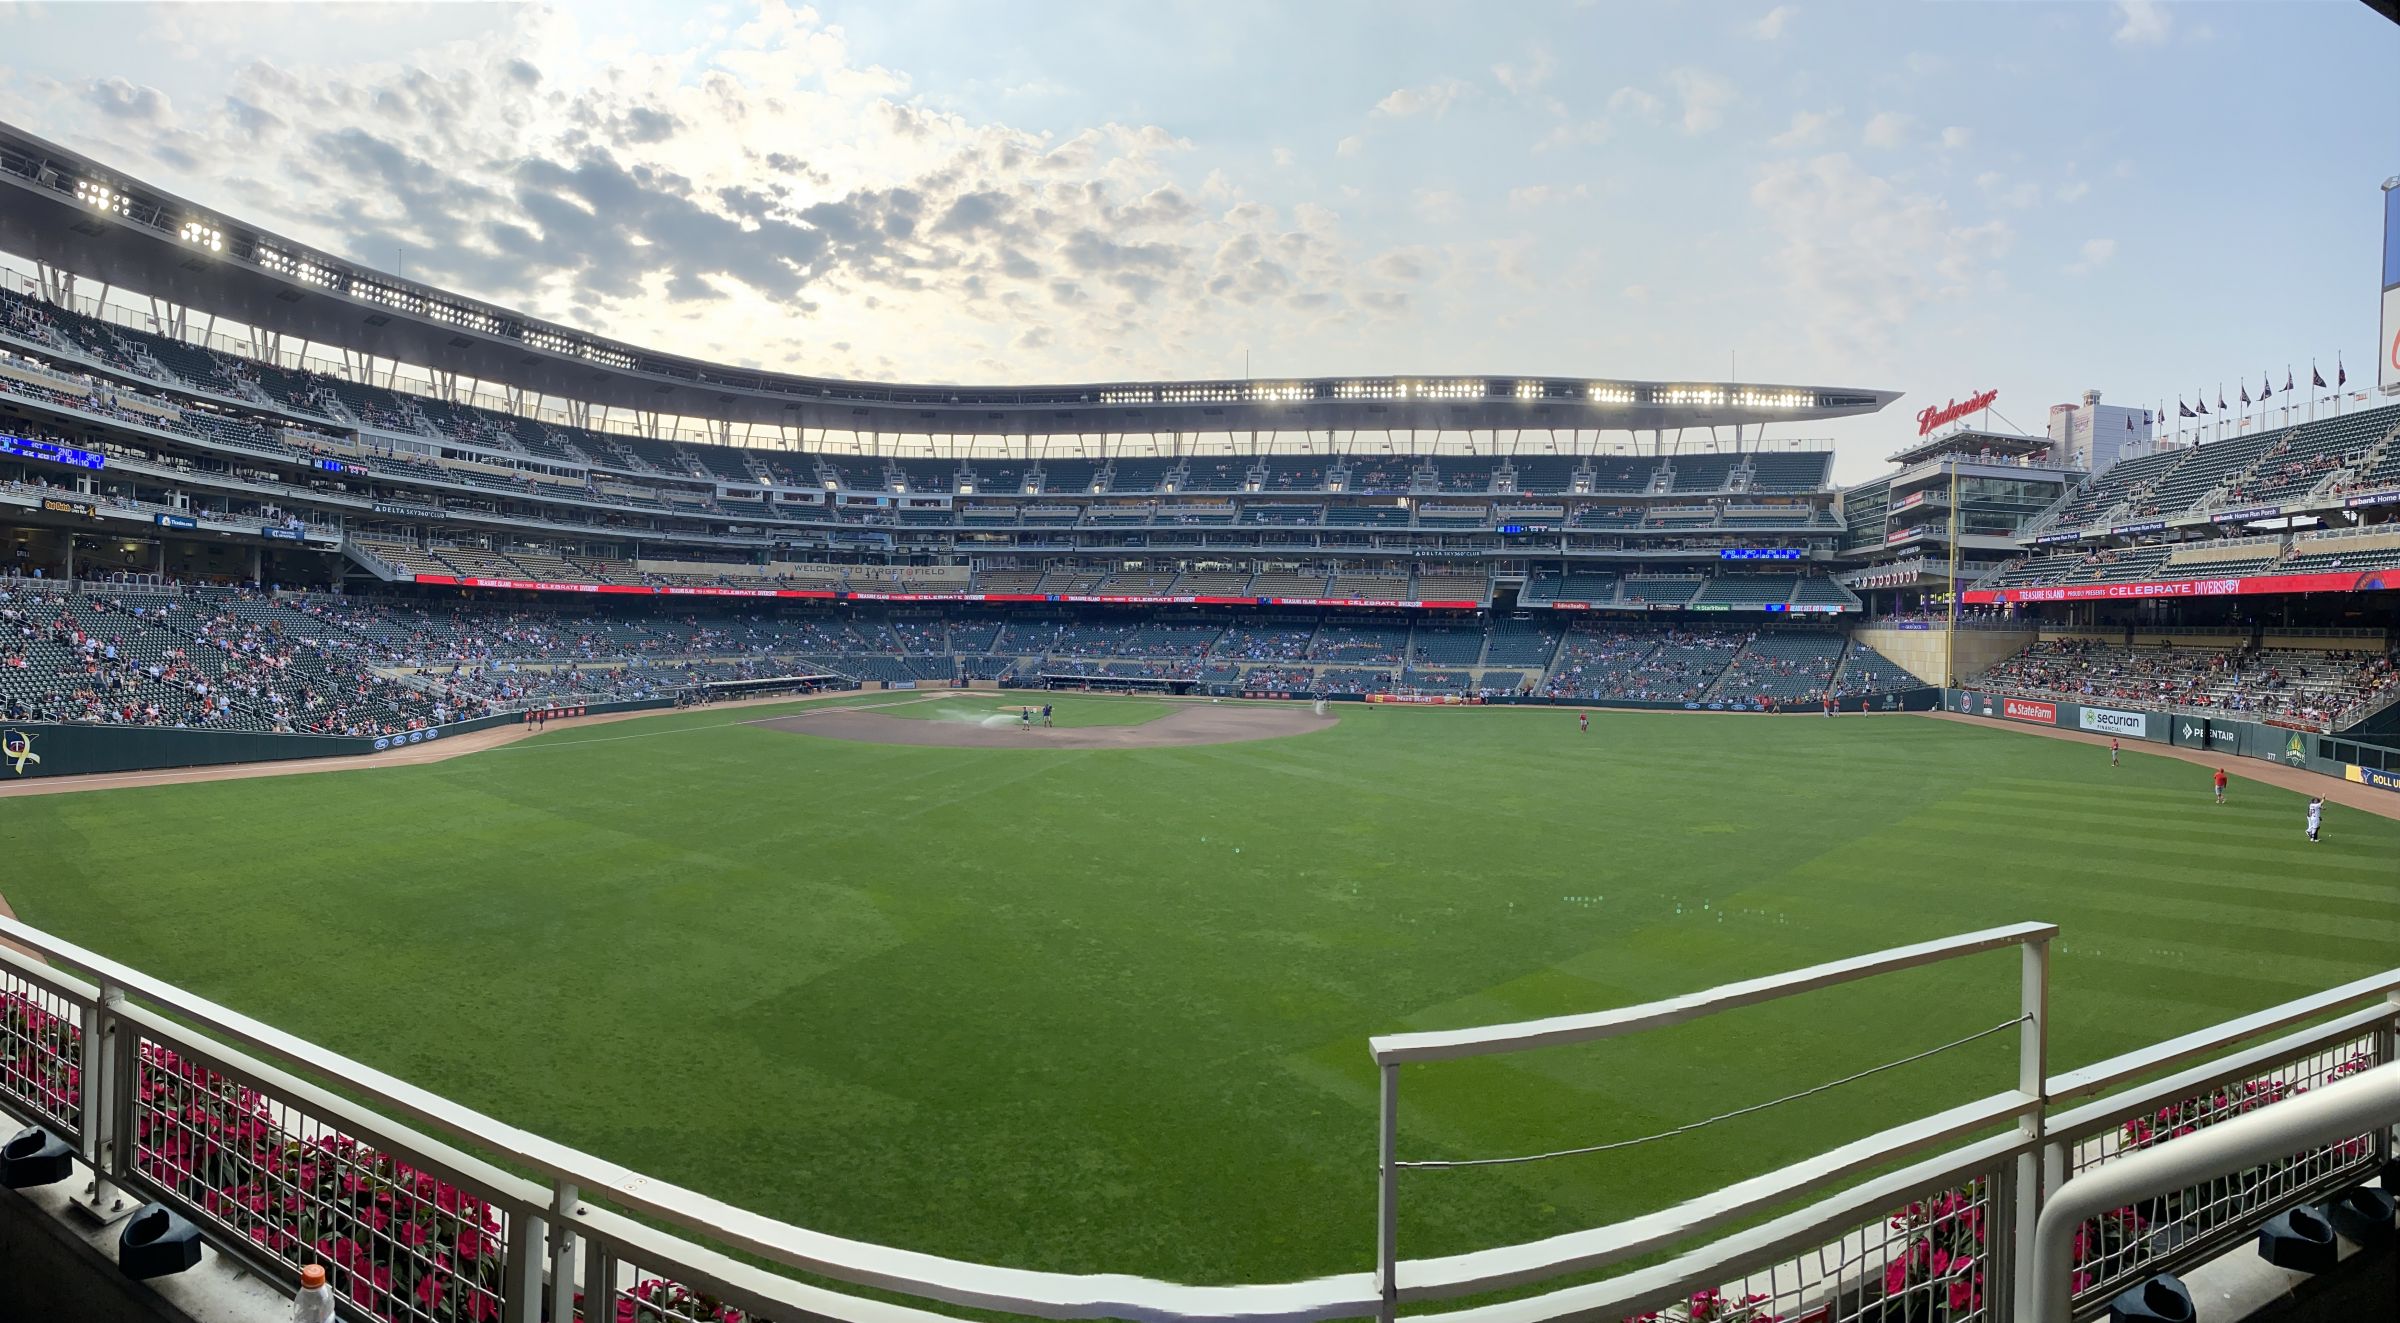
[4,700,2396,1285]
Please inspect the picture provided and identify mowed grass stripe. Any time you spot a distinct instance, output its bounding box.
[4,710,2397,1281]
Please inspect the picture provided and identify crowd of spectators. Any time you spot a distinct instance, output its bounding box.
[1973,639,2400,728]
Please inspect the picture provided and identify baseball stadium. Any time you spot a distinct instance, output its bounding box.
[2,8,2400,1323]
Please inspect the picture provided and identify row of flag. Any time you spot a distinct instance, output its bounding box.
[2165,357,2349,423]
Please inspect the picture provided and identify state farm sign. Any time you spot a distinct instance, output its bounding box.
[2002,698,2057,724]
[1916,389,1999,437]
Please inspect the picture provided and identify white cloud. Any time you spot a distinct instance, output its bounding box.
[1974,172,2044,209]
[1939,125,1971,152]
[2067,237,2116,273]
[1413,189,1462,224]
[1537,119,1610,152]
[2054,180,2090,203]
[1769,108,1839,149]
[1607,86,1664,121]
[1336,134,1364,158]
[1271,146,1296,168]
[1507,183,1590,211]
[1750,152,2014,354]
[2113,0,2170,46]
[0,2,1435,387]
[1747,5,1798,40]
[1622,284,1651,304]
[1861,111,1911,149]
[1373,77,1473,119]
[1492,46,1556,96]
[1667,68,1735,134]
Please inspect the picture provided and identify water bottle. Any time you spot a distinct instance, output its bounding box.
[292,1263,336,1323]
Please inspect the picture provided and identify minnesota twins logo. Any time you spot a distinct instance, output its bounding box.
[2,730,39,775]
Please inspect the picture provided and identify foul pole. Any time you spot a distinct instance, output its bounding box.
[1944,460,1960,687]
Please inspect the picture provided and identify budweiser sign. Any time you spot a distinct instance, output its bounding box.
[1916,389,1999,437]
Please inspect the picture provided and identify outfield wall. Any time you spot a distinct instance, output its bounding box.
[1935,688,2382,779]
[0,722,373,780]
[0,697,680,783]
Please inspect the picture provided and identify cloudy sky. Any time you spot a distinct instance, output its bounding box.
[1,0,2394,476]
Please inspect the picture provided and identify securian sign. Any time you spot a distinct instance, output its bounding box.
[1915,389,1999,437]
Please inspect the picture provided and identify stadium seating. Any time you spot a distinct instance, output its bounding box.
[1308,620,1408,663]
[1406,622,1484,666]
[1482,617,1561,669]
[1712,631,1845,703]
[1971,638,2400,728]
[1832,641,1919,697]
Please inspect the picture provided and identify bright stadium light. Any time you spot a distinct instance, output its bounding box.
[73,179,132,216]
[179,219,223,253]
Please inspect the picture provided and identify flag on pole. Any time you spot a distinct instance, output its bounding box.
[2263,372,2274,399]
[2217,386,2228,412]
[2178,400,2194,419]
[2337,357,2347,388]
[2311,363,2326,389]
[2282,367,2293,394]
[2240,382,2251,407]
[2195,395,2209,416]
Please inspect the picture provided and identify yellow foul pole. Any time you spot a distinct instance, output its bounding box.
[1945,461,1960,688]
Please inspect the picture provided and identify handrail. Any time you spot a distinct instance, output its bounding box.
[1396,1089,2034,1300]
[0,918,1376,1322]
[2048,971,2400,1106]
[2048,1002,2397,1136]
[2,913,2387,1323]
[1427,1131,2031,1323]
[1370,922,2054,1064]
[2028,1062,2400,1323]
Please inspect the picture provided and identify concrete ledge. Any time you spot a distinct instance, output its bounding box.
[0,1167,291,1323]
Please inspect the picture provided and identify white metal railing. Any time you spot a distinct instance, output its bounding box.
[2030,1061,2400,1323]
[1,916,2394,1323]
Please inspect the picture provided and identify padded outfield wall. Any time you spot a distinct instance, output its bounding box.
[0,698,676,782]
[1938,688,2400,794]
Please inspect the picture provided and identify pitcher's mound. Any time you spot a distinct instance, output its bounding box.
[757,703,1333,749]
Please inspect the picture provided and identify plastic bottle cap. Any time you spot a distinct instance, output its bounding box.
[301,1264,327,1289]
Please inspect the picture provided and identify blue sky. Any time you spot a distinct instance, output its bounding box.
[0,0,2394,477]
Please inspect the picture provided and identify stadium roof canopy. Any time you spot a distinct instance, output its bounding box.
[0,122,1899,438]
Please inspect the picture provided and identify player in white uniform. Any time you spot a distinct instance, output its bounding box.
[2306,797,2322,843]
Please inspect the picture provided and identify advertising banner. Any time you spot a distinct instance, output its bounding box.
[2346,764,2400,793]
[2002,698,2057,724]
[2077,707,2148,738]
[2210,505,2281,525]
[1965,568,2400,605]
